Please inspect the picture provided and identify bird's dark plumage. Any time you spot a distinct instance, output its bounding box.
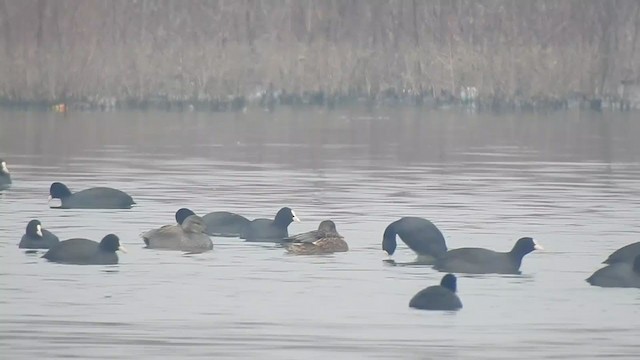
[42,234,126,265]
[242,207,300,242]
[433,237,542,274]
[48,182,135,209]
[587,255,640,288]
[202,211,251,237]
[409,274,463,311]
[382,217,448,263]
[19,219,60,249]
[603,242,640,265]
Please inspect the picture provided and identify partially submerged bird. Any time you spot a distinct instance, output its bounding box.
[382,217,448,263]
[42,234,126,265]
[48,182,135,209]
[409,273,463,311]
[19,219,60,249]
[433,237,543,275]
[142,208,213,252]
[285,220,348,255]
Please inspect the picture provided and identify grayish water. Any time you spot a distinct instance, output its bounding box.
[1,109,639,359]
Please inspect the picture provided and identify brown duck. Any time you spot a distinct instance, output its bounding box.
[285,220,348,255]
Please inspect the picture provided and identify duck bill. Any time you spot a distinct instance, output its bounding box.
[1,162,8,173]
[118,245,128,253]
[534,243,544,251]
[36,225,43,237]
[291,211,301,223]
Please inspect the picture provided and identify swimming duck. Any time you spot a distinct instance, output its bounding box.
[285,220,348,255]
[142,208,213,251]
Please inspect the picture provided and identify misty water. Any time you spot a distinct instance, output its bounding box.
[1,108,639,359]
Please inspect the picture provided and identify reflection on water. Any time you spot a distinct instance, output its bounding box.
[1,109,639,359]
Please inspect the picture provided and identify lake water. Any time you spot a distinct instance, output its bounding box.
[1,108,639,359]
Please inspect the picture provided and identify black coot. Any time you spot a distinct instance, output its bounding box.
[242,207,300,242]
[586,255,640,288]
[433,237,543,274]
[42,234,126,265]
[382,217,448,263]
[409,273,463,311]
[19,219,60,249]
[202,211,251,237]
[603,242,640,265]
[48,182,135,209]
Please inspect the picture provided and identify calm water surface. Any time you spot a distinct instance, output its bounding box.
[1,109,639,359]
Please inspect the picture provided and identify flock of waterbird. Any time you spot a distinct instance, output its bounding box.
[2,157,639,311]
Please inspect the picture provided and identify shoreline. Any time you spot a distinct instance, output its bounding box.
[3,2,639,115]
[0,90,634,114]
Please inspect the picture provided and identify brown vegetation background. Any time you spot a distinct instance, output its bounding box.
[0,0,638,107]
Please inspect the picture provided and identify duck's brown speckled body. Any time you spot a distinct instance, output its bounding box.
[285,220,348,255]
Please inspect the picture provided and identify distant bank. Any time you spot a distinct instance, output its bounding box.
[1,0,638,112]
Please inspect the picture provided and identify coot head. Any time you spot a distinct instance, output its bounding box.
[26,219,43,237]
[49,182,72,199]
[382,226,397,255]
[274,207,300,226]
[175,208,196,225]
[100,234,127,253]
[0,159,9,174]
[510,237,543,257]
[440,273,457,292]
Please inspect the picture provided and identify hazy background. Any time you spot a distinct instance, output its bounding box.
[0,0,638,108]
